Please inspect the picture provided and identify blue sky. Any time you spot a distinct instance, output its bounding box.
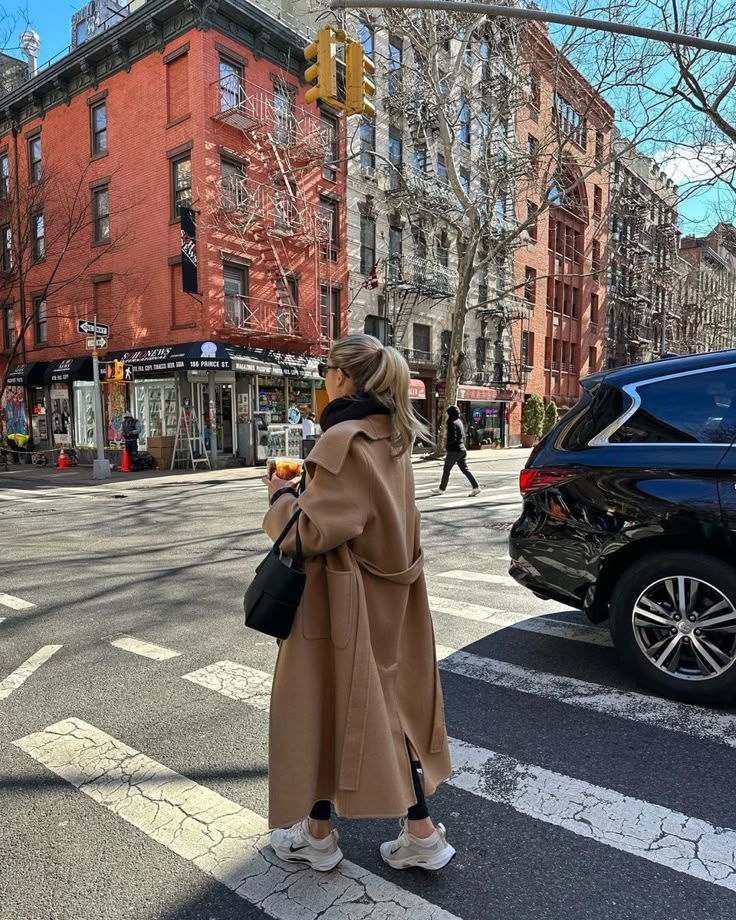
[7,0,733,232]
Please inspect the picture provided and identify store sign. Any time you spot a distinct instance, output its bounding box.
[180,208,199,295]
[50,386,72,446]
[408,379,426,400]
[108,341,231,374]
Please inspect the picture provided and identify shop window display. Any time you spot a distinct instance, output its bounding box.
[2,387,29,448]
[74,382,97,447]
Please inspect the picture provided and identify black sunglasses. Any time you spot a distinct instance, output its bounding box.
[318,363,349,379]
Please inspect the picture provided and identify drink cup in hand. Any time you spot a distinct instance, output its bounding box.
[268,457,303,481]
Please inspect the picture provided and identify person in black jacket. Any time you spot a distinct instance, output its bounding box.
[431,406,481,496]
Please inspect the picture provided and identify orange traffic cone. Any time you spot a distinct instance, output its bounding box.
[58,449,67,470]
[121,446,131,473]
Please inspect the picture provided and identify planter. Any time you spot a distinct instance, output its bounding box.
[520,433,537,448]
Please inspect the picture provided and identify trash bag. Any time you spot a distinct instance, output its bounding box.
[132,451,156,471]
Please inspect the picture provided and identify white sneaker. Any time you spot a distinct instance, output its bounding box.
[469,487,481,497]
[430,488,445,496]
[380,819,456,870]
[271,819,344,872]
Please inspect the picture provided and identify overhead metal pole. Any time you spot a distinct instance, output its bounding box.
[329,0,736,57]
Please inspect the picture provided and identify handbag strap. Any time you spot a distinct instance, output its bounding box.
[273,508,303,565]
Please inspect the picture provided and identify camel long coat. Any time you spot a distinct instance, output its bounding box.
[262,413,451,829]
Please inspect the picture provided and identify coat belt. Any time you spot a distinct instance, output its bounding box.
[337,549,441,790]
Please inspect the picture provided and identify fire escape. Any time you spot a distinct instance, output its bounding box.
[211,75,338,354]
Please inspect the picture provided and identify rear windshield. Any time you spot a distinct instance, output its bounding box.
[558,383,627,451]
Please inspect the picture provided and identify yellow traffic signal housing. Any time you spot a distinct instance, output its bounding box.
[304,27,339,106]
[346,40,376,118]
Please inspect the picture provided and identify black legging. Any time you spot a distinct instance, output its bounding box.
[439,450,478,491]
[310,745,429,822]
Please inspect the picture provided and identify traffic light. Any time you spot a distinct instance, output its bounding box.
[346,39,375,118]
[304,27,340,106]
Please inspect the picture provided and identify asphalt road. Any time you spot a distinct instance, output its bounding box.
[1,453,736,920]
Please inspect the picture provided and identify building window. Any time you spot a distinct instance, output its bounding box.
[359,20,374,59]
[436,153,448,183]
[219,57,243,113]
[28,135,42,184]
[0,153,9,200]
[388,126,403,172]
[524,266,537,303]
[595,130,604,163]
[171,154,192,219]
[0,225,11,272]
[93,187,110,242]
[388,223,402,281]
[521,330,535,367]
[388,35,402,94]
[459,94,471,146]
[223,263,249,327]
[33,296,47,345]
[360,119,376,171]
[569,343,577,373]
[437,230,449,270]
[459,169,470,195]
[220,158,245,207]
[526,201,538,241]
[590,292,599,325]
[572,286,580,318]
[588,345,597,371]
[593,185,602,220]
[414,145,428,174]
[413,323,431,361]
[320,285,341,340]
[529,70,541,109]
[321,113,338,182]
[592,240,601,278]
[91,100,108,155]
[320,197,339,261]
[31,212,45,261]
[553,93,586,149]
[360,213,376,274]
[273,84,295,146]
[3,303,14,350]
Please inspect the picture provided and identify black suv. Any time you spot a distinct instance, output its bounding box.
[509,350,736,704]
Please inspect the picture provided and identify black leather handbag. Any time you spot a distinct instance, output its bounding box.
[244,508,305,639]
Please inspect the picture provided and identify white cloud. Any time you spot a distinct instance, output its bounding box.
[654,144,734,186]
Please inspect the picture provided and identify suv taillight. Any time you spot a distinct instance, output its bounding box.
[519,468,574,495]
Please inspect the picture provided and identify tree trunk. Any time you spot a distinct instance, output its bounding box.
[434,240,478,457]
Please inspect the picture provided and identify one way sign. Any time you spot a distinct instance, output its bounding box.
[78,319,110,337]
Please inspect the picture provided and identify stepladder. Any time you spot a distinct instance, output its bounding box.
[171,406,211,471]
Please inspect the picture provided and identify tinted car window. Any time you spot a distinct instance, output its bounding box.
[559,383,626,450]
[610,368,736,444]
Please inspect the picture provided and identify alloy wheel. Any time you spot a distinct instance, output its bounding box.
[632,576,736,681]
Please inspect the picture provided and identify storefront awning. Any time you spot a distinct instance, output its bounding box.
[456,385,521,403]
[105,341,232,374]
[5,361,49,387]
[409,379,426,399]
[227,345,321,380]
[44,357,93,386]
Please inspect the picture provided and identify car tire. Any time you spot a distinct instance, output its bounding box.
[609,552,736,704]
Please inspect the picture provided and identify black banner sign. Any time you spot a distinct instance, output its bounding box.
[180,207,198,295]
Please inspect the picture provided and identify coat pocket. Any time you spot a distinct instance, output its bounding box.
[301,565,331,640]
[325,568,356,650]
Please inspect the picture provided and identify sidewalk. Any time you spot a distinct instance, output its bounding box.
[0,447,531,490]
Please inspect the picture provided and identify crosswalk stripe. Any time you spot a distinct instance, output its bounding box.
[0,617,5,626]
[13,719,462,920]
[183,661,272,708]
[0,592,36,610]
[110,637,181,661]
[438,570,519,587]
[428,595,612,647]
[178,659,736,892]
[0,494,53,504]
[435,646,736,748]
[447,736,736,892]
[0,645,62,700]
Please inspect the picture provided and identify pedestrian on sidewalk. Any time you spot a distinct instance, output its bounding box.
[262,333,454,873]
[122,411,141,462]
[432,405,481,497]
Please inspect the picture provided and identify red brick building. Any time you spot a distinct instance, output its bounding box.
[0,0,346,466]
[514,27,613,413]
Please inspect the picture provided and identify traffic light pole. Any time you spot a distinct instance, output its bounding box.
[91,312,111,481]
[329,0,736,57]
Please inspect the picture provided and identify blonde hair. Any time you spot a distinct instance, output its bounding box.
[329,334,431,456]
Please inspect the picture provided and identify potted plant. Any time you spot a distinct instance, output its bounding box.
[521,395,544,447]
[542,400,559,438]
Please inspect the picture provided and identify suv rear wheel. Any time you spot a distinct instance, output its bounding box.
[609,552,736,704]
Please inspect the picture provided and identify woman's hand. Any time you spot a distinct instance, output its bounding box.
[263,473,298,501]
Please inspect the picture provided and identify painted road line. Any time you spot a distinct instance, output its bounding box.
[435,646,736,749]
[110,637,181,661]
[183,661,272,709]
[14,719,461,920]
[0,592,36,610]
[0,494,54,504]
[438,570,519,587]
[428,595,612,647]
[447,736,736,893]
[0,645,62,700]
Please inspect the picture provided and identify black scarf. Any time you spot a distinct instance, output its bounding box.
[319,393,391,432]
